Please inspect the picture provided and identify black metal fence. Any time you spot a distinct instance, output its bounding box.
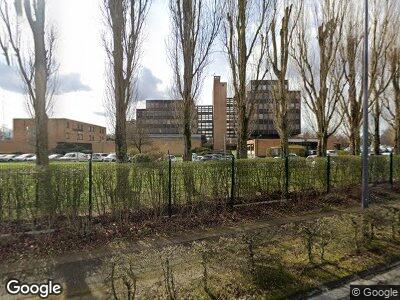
[0,154,397,224]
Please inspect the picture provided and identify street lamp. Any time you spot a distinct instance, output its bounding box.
[361,0,369,209]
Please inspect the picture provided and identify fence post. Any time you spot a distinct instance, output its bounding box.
[285,156,289,196]
[326,155,331,193]
[168,154,172,218]
[230,156,235,208]
[390,152,393,189]
[88,152,93,220]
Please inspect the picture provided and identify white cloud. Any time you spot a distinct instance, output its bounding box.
[56,73,91,94]
[137,67,167,100]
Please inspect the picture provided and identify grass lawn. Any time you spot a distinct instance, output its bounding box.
[96,188,400,299]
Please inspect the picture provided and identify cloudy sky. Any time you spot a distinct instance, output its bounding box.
[0,0,229,131]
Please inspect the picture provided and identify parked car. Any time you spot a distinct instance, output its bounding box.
[192,153,201,161]
[326,150,338,157]
[308,150,317,156]
[104,153,117,162]
[27,155,36,161]
[273,153,298,159]
[200,154,218,161]
[59,152,88,162]
[27,154,61,162]
[306,155,318,161]
[219,154,233,160]
[211,154,223,160]
[166,155,177,162]
[49,154,63,160]
[13,153,36,161]
[92,153,108,162]
[0,154,17,162]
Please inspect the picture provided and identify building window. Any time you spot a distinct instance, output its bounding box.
[77,133,83,140]
[66,133,70,139]
[66,122,70,129]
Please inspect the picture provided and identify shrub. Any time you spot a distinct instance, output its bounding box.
[266,145,307,157]
[191,147,212,155]
[132,153,154,163]
[0,155,394,224]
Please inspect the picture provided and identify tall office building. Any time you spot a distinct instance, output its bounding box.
[212,76,228,150]
[135,77,301,153]
[197,105,213,142]
[212,76,301,150]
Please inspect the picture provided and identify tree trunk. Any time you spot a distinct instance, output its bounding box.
[395,126,400,155]
[345,34,361,156]
[30,0,49,166]
[280,110,289,158]
[373,97,380,155]
[349,122,361,155]
[280,133,289,158]
[317,132,328,157]
[237,104,248,159]
[111,0,128,163]
[236,0,248,159]
[181,0,194,161]
[115,115,127,162]
[394,61,400,154]
[395,96,400,155]
[355,128,361,156]
[183,109,192,161]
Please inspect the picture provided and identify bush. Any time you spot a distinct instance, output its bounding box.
[191,147,213,155]
[132,153,154,163]
[267,145,307,157]
[0,155,393,224]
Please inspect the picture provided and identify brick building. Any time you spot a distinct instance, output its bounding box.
[0,118,114,154]
[136,99,213,139]
[136,100,183,134]
[135,100,203,154]
[212,76,301,152]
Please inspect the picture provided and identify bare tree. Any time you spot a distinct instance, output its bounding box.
[339,3,364,155]
[268,1,301,158]
[103,0,150,163]
[0,0,57,166]
[223,0,272,158]
[383,42,400,153]
[126,120,150,153]
[369,1,397,155]
[292,0,347,157]
[168,0,222,161]
[0,21,9,65]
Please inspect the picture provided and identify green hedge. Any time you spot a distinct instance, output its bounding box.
[0,155,396,223]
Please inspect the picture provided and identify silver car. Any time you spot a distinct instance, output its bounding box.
[59,152,89,162]
[49,154,63,160]
[92,153,109,162]
[104,153,117,162]
[0,154,17,162]
[13,153,36,161]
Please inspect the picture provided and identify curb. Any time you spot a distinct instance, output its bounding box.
[297,258,400,299]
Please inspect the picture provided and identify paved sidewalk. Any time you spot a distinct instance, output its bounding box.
[311,263,400,300]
